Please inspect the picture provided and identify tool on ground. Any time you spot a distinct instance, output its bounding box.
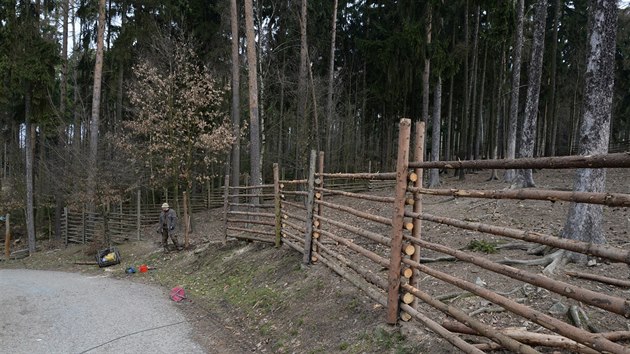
[169,286,187,302]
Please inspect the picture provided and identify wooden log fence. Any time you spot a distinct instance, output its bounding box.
[220,118,630,353]
[224,180,278,243]
[61,187,226,245]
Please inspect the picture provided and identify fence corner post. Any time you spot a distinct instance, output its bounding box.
[223,174,230,245]
[303,149,317,265]
[386,118,412,325]
[273,163,282,248]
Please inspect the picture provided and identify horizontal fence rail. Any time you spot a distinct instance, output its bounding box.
[224,118,630,353]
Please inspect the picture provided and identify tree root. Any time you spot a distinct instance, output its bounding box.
[469,305,505,317]
[497,249,568,275]
[495,242,531,251]
[420,255,457,263]
[569,305,602,333]
[434,291,473,302]
[526,244,549,255]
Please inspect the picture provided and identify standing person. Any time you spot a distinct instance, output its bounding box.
[158,202,181,252]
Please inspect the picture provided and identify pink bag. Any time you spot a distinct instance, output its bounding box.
[169,286,187,302]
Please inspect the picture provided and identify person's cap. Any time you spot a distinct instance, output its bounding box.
[161,202,169,209]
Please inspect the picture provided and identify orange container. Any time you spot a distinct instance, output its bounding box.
[139,264,148,273]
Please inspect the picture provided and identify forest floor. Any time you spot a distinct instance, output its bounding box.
[1,168,630,353]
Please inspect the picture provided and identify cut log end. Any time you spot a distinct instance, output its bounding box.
[404,222,414,231]
[403,244,416,256]
[400,312,412,322]
[402,267,414,278]
[409,173,418,182]
[402,292,415,304]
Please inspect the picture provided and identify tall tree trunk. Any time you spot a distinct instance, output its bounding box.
[72,5,81,151]
[428,76,442,188]
[489,46,506,181]
[54,0,70,242]
[244,0,261,203]
[445,75,454,163]
[88,0,106,205]
[297,0,309,153]
[326,0,339,163]
[561,0,617,260]
[25,87,36,255]
[230,0,241,202]
[467,5,480,161]
[504,0,525,182]
[515,0,548,188]
[475,42,487,160]
[547,0,563,156]
[458,1,469,180]
[422,3,432,125]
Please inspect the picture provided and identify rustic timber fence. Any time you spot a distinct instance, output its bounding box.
[62,188,224,245]
[225,118,630,353]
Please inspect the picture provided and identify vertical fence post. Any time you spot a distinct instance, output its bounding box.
[64,207,68,245]
[183,191,189,248]
[223,174,230,245]
[386,118,411,324]
[207,180,211,209]
[81,206,86,244]
[410,122,425,310]
[313,151,325,257]
[273,163,282,248]
[137,190,141,240]
[303,149,317,265]
[4,213,10,259]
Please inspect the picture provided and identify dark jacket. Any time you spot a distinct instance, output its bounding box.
[158,208,178,236]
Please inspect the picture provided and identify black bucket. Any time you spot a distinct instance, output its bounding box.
[96,247,122,267]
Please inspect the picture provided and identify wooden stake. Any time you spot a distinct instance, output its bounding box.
[136,190,141,241]
[386,118,411,324]
[303,149,317,265]
[4,213,10,259]
[183,191,189,248]
[223,174,229,245]
[410,121,425,310]
[273,163,282,247]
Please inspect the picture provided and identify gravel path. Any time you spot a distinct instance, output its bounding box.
[0,269,206,354]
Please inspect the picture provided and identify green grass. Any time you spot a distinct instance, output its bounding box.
[466,239,498,253]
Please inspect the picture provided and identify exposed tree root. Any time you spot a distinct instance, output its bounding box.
[569,305,602,333]
[497,249,568,275]
[526,243,549,255]
[486,169,499,181]
[495,242,531,251]
[420,255,457,263]
[469,305,505,317]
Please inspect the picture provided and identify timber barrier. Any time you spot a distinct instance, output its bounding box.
[61,188,224,245]
[225,118,630,353]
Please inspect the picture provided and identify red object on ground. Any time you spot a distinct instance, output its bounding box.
[170,287,186,302]
[139,264,148,273]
